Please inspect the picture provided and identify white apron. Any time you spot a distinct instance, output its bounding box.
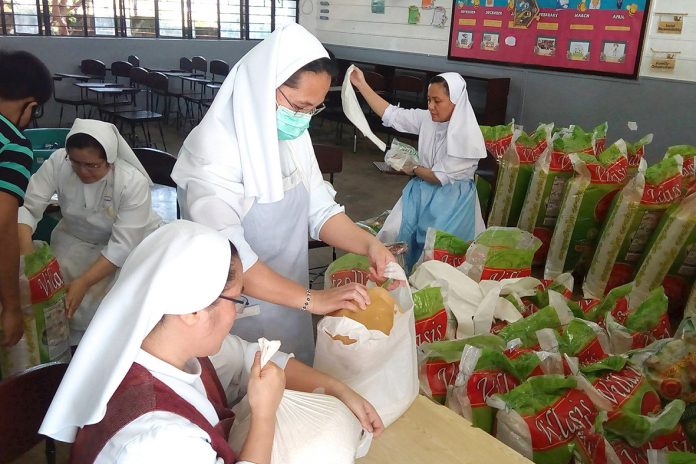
[52,174,117,345]
[232,178,314,365]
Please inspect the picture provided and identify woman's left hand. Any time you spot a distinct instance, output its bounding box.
[64,278,89,318]
[366,240,396,284]
[334,384,384,437]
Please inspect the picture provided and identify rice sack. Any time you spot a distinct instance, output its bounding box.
[584,156,684,299]
[664,145,696,196]
[537,318,611,366]
[324,253,371,289]
[412,286,455,346]
[626,134,653,178]
[421,228,470,268]
[480,121,514,161]
[488,123,553,228]
[606,286,672,353]
[545,140,629,280]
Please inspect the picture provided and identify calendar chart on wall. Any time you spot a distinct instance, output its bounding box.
[448,0,651,78]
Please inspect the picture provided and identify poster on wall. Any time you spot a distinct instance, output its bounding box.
[448,0,651,79]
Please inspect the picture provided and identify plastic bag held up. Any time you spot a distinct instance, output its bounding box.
[314,263,418,428]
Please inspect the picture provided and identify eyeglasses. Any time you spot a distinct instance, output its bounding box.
[30,104,43,120]
[65,154,107,171]
[218,294,250,314]
[278,87,326,117]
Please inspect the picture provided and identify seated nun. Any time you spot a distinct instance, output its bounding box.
[39,220,383,463]
[17,118,162,345]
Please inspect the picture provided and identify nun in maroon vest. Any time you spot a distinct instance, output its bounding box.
[39,220,382,463]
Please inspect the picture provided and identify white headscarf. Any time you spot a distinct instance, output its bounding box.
[437,72,486,160]
[39,220,232,442]
[178,23,328,204]
[67,118,153,185]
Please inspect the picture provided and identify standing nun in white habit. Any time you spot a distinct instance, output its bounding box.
[17,118,161,344]
[172,23,396,364]
[350,69,487,271]
[39,220,383,463]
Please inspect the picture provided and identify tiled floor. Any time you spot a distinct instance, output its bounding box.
[11,117,409,464]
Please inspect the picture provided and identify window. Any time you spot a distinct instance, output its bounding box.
[0,0,295,37]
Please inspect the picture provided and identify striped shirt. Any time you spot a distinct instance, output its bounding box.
[0,113,33,205]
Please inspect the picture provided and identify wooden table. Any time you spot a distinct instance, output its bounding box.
[357,396,532,464]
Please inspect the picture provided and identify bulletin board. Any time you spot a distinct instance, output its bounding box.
[448,0,652,79]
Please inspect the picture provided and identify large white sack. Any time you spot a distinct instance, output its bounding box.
[229,389,370,464]
[314,285,418,427]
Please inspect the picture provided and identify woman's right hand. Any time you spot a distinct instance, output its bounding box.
[247,352,285,419]
[349,67,368,91]
[310,283,371,315]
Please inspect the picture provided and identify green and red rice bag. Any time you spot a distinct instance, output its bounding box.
[664,145,696,196]
[633,191,696,318]
[497,303,572,348]
[545,140,629,279]
[584,156,684,299]
[488,123,553,228]
[521,273,574,317]
[626,134,653,177]
[518,125,602,266]
[480,121,514,160]
[459,227,541,282]
[412,286,454,346]
[491,375,598,464]
[537,318,611,366]
[324,253,371,289]
[606,286,671,353]
[421,228,470,268]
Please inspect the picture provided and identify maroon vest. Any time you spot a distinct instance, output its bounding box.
[70,357,236,463]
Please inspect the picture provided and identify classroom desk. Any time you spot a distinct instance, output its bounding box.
[357,396,532,464]
[54,72,92,81]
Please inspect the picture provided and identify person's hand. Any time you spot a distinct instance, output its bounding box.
[0,306,24,346]
[332,383,384,437]
[349,67,368,91]
[64,278,89,318]
[247,352,286,420]
[401,164,417,176]
[310,283,372,314]
[366,240,397,284]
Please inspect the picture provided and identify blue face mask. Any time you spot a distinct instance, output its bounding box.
[276,105,312,140]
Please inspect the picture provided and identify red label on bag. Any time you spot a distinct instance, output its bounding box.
[645,425,694,453]
[504,348,545,377]
[586,158,628,184]
[426,360,459,398]
[611,440,648,464]
[628,151,643,168]
[415,309,447,346]
[575,338,608,365]
[641,174,682,205]
[575,431,609,464]
[591,366,642,412]
[480,267,532,281]
[433,249,466,267]
[550,151,574,172]
[485,134,513,160]
[610,297,630,323]
[684,156,694,179]
[526,388,597,451]
[330,269,370,288]
[516,140,547,164]
[28,257,64,303]
[467,370,518,407]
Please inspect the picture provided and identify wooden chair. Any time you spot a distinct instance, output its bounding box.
[0,362,69,464]
[132,147,180,220]
[308,144,343,285]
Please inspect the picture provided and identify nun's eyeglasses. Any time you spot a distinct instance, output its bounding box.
[278,87,326,116]
[65,154,107,171]
[218,294,249,313]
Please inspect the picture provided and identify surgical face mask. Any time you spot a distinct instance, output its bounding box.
[276,105,312,140]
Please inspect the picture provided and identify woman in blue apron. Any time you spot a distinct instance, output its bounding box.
[172,24,395,365]
[350,69,487,271]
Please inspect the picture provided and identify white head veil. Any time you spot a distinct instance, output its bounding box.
[437,72,486,160]
[67,118,153,185]
[39,220,232,442]
[178,23,328,204]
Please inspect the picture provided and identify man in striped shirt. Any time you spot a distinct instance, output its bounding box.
[0,50,52,346]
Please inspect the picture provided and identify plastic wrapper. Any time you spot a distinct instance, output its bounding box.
[632,191,696,318]
[421,228,470,267]
[537,318,611,366]
[544,140,629,280]
[521,273,574,317]
[355,210,391,236]
[626,134,654,177]
[0,242,71,379]
[412,286,455,346]
[584,156,684,299]
[314,286,417,427]
[459,227,541,282]
[480,121,514,160]
[518,123,605,265]
[664,145,696,196]
[606,287,672,354]
[229,390,370,464]
[489,375,598,464]
[384,138,418,172]
[417,335,505,404]
[324,253,371,289]
[488,123,553,228]
[497,302,573,348]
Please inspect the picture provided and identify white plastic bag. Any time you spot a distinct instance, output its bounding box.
[229,390,370,464]
[314,285,418,427]
[384,138,418,172]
